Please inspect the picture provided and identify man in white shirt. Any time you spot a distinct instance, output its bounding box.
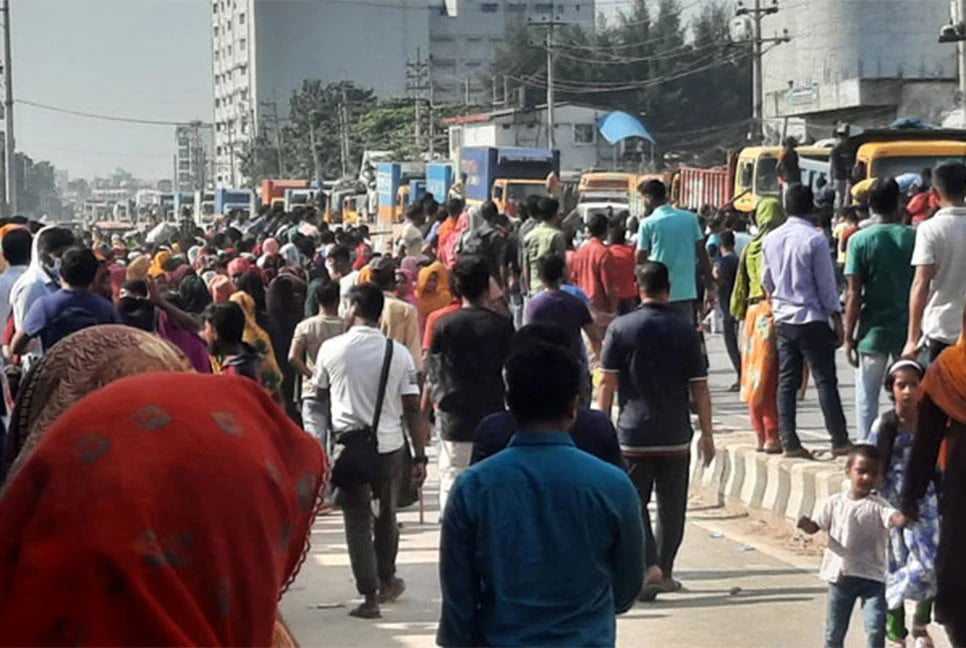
[10,226,74,332]
[313,283,429,620]
[904,162,966,364]
[396,203,426,258]
[323,244,358,317]
[0,228,32,328]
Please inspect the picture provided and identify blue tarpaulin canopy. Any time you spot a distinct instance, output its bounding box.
[597,111,655,145]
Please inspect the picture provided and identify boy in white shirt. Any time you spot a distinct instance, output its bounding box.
[799,445,908,648]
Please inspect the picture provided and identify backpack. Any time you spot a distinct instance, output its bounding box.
[458,225,507,277]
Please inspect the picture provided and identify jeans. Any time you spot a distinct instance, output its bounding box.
[777,322,849,451]
[510,292,525,330]
[834,179,848,210]
[826,576,887,648]
[625,453,690,578]
[722,311,742,380]
[855,352,895,440]
[337,448,404,596]
[301,396,331,451]
[438,438,474,517]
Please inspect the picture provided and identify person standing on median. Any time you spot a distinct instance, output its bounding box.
[761,184,852,459]
[843,177,915,439]
[597,261,715,602]
[437,335,643,648]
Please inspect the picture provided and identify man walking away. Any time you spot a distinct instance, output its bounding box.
[597,261,715,601]
[397,203,426,258]
[457,200,510,291]
[438,336,643,648]
[369,256,422,372]
[313,284,429,619]
[762,184,851,458]
[714,230,742,391]
[777,136,801,194]
[12,247,120,356]
[0,229,31,328]
[522,197,567,298]
[426,256,514,515]
[903,161,966,364]
[572,212,617,336]
[636,180,716,327]
[843,178,915,438]
[289,280,346,446]
[607,212,639,315]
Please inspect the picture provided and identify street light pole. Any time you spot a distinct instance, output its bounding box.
[2,0,15,215]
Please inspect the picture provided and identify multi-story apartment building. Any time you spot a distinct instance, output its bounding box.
[175,122,214,193]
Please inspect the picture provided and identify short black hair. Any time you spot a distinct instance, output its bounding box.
[203,302,246,346]
[347,283,384,322]
[446,197,465,217]
[505,340,580,428]
[784,184,814,216]
[327,244,350,265]
[480,200,499,223]
[37,226,75,256]
[2,229,31,266]
[608,213,628,244]
[635,261,670,295]
[719,230,736,250]
[537,197,559,222]
[587,213,609,238]
[932,161,966,199]
[536,253,566,285]
[452,255,490,301]
[59,246,99,287]
[846,444,883,470]
[868,177,901,217]
[638,179,667,203]
[316,280,340,310]
[405,203,424,222]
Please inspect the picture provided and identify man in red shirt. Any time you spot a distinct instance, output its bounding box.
[571,213,617,335]
[608,214,639,315]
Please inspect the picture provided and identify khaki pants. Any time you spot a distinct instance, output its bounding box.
[438,439,473,516]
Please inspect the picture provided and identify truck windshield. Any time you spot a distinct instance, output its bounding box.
[871,155,966,178]
[506,183,547,204]
[756,158,780,195]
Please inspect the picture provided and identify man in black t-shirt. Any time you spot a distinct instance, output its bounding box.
[426,255,514,515]
[597,261,715,602]
[713,230,741,389]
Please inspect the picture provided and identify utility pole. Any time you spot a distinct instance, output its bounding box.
[227,119,235,186]
[427,55,435,159]
[736,0,789,143]
[527,2,570,152]
[939,0,966,110]
[2,0,15,214]
[406,48,431,154]
[338,88,350,178]
[308,111,321,183]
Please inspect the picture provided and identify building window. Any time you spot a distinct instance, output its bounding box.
[481,3,498,12]
[212,1,218,12]
[238,38,246,50]
[215,98,220,108]
[239,12,245,24]
[213,25,219,36]
[574,124,596,145]
[534,3,553,13]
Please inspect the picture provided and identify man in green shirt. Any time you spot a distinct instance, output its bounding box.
[844,178,916,439]
[522,197,567,298]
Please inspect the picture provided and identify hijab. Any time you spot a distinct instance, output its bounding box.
[1,325,192,486]
[126,254,151,281]
[208,274,236,304]
[149,250,171,278]
[180,274,213,314]
[228,291,284,396]
[279,243,301,268]
[0,372,325,646]
[730,197,785,319]
[415,261,453,319]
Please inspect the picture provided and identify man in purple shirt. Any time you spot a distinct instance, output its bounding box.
[762,184,852,459]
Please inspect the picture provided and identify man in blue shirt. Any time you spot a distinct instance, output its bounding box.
[12,247,120,355]
[438,334,644,648]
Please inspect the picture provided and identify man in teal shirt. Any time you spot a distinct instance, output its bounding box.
[844,177,916,438]
[437,333,644,647]
[636,180,716,325]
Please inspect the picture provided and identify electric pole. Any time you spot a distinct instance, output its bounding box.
[406,49,431,156]
[735,0,789,142]
[260,95,286,176]
[939,0,966,110]
[2,0,15,215]
[308,110,321,183]
[528,2,571,152]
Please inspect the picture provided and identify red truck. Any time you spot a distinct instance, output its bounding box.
[260,179,309,207]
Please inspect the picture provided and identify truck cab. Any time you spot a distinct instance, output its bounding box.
[491,178,547,216]
[733,146,830,214]
[853,141,966,181]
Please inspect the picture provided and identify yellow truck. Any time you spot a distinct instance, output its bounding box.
[732,146,830,214]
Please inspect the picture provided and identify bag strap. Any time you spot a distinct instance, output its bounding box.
[370,337,394,446]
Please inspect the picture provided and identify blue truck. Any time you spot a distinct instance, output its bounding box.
[426,162,455,202]
[215,188,254,216]
[459,146,559,214]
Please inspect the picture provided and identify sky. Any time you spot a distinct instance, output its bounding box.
[12,0,213,182]
[8,0,687,183]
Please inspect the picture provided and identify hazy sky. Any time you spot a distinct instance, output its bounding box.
[12,0,213,181]
[9,0,663,182]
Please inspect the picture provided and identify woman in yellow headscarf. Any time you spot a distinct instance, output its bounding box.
[223,291,284,404]
[730,197,785,453]
[149,250,171,278]
[415,261,452,334]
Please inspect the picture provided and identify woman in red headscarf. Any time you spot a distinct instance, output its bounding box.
[0,372,327,646]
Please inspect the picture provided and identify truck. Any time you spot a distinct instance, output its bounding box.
[260,179,309,208]
[426,162,455,202]
[672,166,732,212]
[215,188,254,217]
[459,146,560,216]
[376,162,424,224]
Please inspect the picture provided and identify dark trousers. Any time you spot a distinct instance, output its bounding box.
[617,296,640,316]
[626,453,690,578]
[722,311,741,378]
[826,576,886,648]
[668,299,709,371]
[337,448,404,596]
[776,322,849,451]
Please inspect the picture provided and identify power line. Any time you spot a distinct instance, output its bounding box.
[15,99,210,127]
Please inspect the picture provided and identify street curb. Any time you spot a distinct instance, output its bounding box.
[690,431,847,522]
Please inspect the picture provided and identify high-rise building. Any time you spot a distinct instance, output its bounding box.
[175,122,214,193]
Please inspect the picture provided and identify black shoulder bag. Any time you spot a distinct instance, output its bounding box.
[330,338,394,489]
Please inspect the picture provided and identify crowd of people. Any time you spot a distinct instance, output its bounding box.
[0,160,961,647]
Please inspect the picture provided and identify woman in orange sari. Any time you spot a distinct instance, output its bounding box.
[0,372,326,645]
[415,261,452,335]
[730,198,785,453]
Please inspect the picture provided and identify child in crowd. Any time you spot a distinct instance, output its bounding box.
[868,360,939,648]
[799,445,908,648]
